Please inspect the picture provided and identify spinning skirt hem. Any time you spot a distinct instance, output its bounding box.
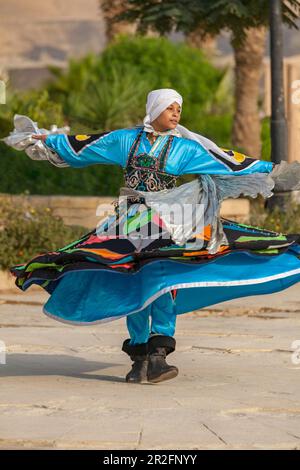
[39,248,300,325]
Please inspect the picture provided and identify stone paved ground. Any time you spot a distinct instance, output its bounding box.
[0,285,300,450]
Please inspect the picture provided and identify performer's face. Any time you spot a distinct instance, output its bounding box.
[151,101,181,132]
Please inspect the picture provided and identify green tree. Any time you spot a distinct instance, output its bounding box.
[100,0,137,42]
[116,0,300,157]
[46,36,225,134]
[1,37,231,197]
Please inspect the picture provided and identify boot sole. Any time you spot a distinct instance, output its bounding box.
[126,378,148,384]
[147,368,178,383]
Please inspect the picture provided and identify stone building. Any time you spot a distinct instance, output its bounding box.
[0,0,106,89]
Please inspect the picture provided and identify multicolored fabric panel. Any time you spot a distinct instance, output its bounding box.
[123,130,178,191]
[10,199,300,292]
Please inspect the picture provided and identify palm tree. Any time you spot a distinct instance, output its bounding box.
[115,0,300,157]
[232,26,267,157]
[100,0,137,43]
[186,26,217,59]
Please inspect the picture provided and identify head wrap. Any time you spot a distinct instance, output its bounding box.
[143,88,182,137]
[142,88,243,163]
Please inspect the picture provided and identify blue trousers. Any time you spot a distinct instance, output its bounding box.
[126,292,177,345]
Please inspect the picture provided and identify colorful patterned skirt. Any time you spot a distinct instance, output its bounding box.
[10,197,300,325]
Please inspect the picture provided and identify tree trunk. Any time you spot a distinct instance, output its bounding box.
[100,0,137,43]
[232,27,266,158]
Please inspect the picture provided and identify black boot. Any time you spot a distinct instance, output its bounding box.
[122,339,149,384]
[147,335,178,383]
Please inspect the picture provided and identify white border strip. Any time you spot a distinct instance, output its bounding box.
[42,266,300,326]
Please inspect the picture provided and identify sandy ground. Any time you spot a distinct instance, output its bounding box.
[0,285,300,450]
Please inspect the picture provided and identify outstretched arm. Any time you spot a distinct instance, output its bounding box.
[33,129,127,168]
[181,140,274,176]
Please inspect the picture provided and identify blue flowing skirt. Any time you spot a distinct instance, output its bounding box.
[10,201,300,325]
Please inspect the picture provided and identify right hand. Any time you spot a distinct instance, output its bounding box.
[32,134,47,142]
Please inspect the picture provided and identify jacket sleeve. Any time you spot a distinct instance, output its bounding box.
[44,129,127,168]
[181,141,274,175]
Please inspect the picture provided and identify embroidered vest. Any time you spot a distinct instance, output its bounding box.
[123,129,178,192]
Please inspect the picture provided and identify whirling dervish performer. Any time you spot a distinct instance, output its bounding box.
[4,88,300,384]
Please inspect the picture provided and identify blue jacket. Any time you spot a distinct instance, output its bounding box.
[45,126,274,176]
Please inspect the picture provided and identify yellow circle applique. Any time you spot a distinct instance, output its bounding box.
[231,151,246,162]
[222,148,246,163]
[75,135,90,141]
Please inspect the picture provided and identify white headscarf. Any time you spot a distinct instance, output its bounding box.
[142,88,242,163]
[143,88,183,137]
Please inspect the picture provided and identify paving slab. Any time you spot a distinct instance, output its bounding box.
[0,285,299,450]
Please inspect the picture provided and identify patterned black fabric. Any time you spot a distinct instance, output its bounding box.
[124,130,178,191]
[66,132,111,154]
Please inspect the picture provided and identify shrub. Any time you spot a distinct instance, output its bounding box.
[196,113,233,149]
[99,35,224,131]
[261,117,271,162]
[0,197,86,269]
[67,64,150,131]
[249,195,300,234]
[45,35,225,132]
[0,35,232,195]
[0,142,124,196]
[0,88,65,139]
